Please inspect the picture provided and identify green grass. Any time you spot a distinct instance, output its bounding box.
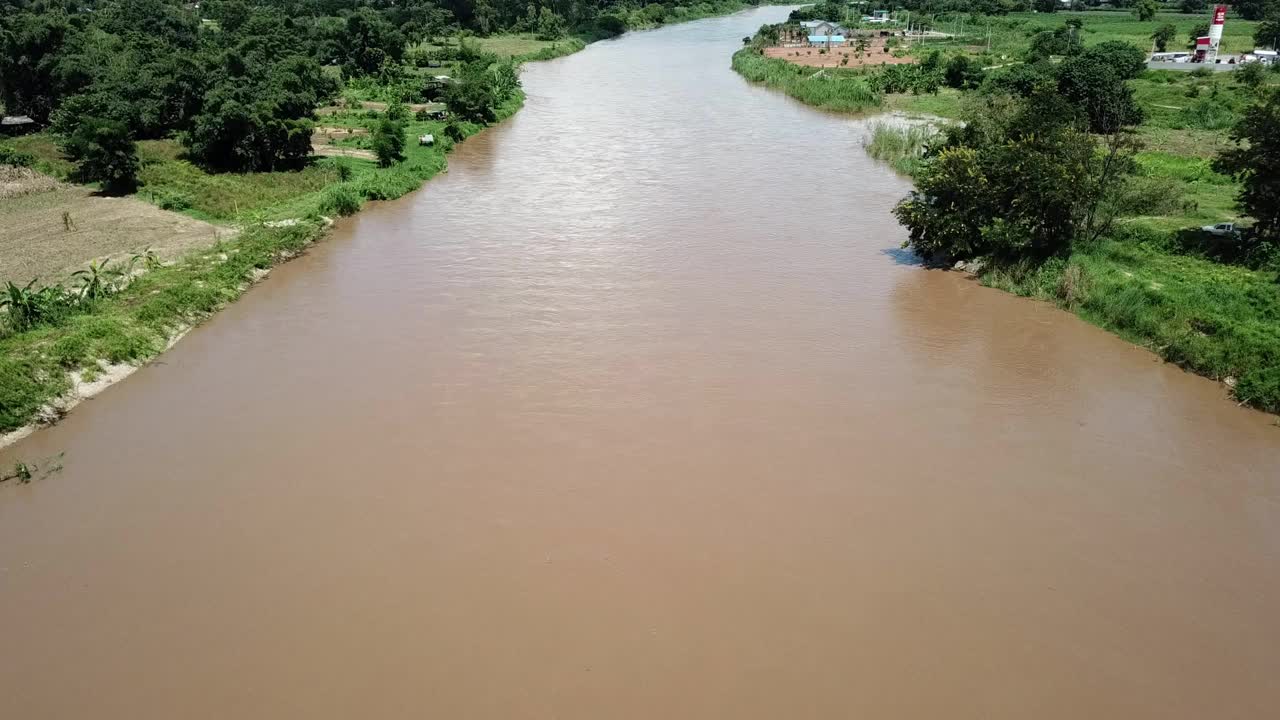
[734,14,1277,414]
[0,90,524,435]
[2,133,75,178]
[863,122,938,175]
[731,48,882,113]
[983,239,1280,412]
[983,11,1261,57]
[472,34,587,61]
[0,221,321,432]
[884,88,966,119]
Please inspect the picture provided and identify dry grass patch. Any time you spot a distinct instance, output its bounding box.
[0,165,61,199]
[0,179,234,285]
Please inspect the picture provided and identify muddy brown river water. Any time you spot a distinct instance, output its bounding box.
[3,8,1280,718]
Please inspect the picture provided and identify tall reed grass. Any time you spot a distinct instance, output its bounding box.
[731,49,882,113]
[862,122,937,176]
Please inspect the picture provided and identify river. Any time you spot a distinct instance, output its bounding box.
[3,8,1279,718]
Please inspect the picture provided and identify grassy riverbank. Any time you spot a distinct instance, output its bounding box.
[0,8,766,438]
[735,12,1280,414]
[0,96,518,436]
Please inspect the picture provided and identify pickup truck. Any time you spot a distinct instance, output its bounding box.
[1201,222,1241,239]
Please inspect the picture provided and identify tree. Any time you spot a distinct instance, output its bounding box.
[1034,0,1059,12]
[444,61,499,122]
[944,54,983,89]
[371,116,405,167]
[1237,60,1268,89]
[341,7,406,78]
[1188,22,1209,49]
[0,11,78,123]
[1055,41,1146,133]
[1152,23,1177,52]
[183,83,314,172]
[1132,0,1158,22]
[1257,11,1280,49]
[535,7,566,40]
[1234,0,1271,21]
[1180,0,1207,12]
[983,61,1056,96]
[1214,88,1280,246]
[893,92,1137,263]
[1026,25,1082,60]
[61,117,139,195]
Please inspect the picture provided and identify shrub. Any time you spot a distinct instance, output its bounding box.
[1,280,77,332]
[151,188,193,211]
[370,116,406,167]
[319,184,361,216]
[61,116,140,194]
[1175,98,1237,130]
[0,146,36,167]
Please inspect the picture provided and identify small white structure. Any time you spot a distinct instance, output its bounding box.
[801,20,849,36]
[1251,49,1278,64]
[418,134,435,146]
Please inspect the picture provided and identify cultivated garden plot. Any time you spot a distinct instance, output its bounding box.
[0,174,232,286]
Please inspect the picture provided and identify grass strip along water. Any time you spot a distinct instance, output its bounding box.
[0,7,767,440]
[733,9,1280,415]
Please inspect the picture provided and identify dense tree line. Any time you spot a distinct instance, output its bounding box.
[893,40,1156,263]
[1,0,757,179]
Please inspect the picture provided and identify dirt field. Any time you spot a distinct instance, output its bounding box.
[765,41,918,68]
[0,169,234,286]
[311,126,378,161]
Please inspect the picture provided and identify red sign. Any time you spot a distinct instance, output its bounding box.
[1213,5,1226,24]
[1196,36,1211,46]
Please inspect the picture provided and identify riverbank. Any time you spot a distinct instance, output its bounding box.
[732,17,1280,415]
[0,9,768,444]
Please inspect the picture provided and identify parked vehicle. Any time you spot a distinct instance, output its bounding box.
[1201,222,1241,240]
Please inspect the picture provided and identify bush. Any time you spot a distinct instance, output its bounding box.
[0,146,36,167]
[370,116,406,167]
[151,188,193,211]
[61,116,140,194]
[1176,98,1237,130]
[319,184,361,216]
[594,14,629,38]
[1,280,78,333]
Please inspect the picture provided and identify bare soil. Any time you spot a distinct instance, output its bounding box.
[0,170,234,285]
[765,41,918,68]
[310,126,378,161]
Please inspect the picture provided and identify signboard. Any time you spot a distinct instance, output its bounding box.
[1209,5,1226,49]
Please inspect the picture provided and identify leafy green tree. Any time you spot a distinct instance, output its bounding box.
[492,59,522,99]
[371,116,405,167]
[444,61,499,122]
[1237,61,1268,89]
[183,84,313,172]
[1234,0,1272,21]
[1180,0,1207,12]
[1257,11,1280,49]
[1056,41,1146,133]
[944,54,983,89]
[983,61,1056,96]
[1188,22,1210,49]
[535,7,566,40]
[1026,25,1082,61]
[894,92,1137,263]
[0,11,78,123]
[1034,0,1060,13]
[1215,88,1280,246]
[341,7,406,78]
[1151,23,1177,52]
[1132,0,1159,22]
[61,117,139,195]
